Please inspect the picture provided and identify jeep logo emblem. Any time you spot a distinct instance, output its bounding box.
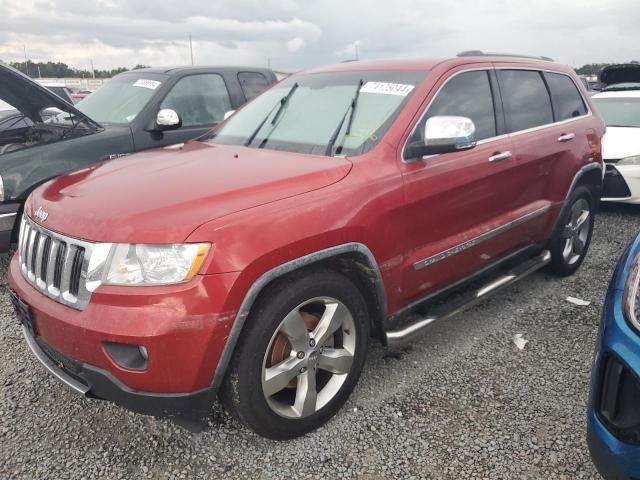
[34,206,48,223]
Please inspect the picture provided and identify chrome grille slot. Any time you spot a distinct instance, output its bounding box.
[53,242,66,290]
[69,247,85,297]
[18,216,95,310]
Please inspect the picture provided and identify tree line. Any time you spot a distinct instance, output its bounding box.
[575,61,639,76]
[2,60,149,78]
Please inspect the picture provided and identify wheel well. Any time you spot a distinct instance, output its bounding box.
[321,253,386,340]
[577,166,603,204]
[246,252,387,343]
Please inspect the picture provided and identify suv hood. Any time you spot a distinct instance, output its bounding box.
[599,64,640,87]
[26,141,352,243]
[0,63,99,126]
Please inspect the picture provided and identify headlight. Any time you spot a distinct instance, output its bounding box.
[618,155,640,166]
[86,243,210,290]
[0,174,5,202]
[624,252,640,330]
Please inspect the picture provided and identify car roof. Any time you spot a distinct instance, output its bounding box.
[299,56,571,75]
[593,89,640,99]
[118,66,275,76]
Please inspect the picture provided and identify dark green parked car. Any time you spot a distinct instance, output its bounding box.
[0,64,277,251]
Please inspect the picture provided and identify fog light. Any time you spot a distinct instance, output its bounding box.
[103,342,149,371]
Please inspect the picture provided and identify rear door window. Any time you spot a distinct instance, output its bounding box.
[161,74,232,128]
[498,70,554,132]
[238,72,271,100]
[545,72,588,121]
[411,70,497,142]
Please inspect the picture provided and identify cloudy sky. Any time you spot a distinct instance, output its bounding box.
[0,0,638,72]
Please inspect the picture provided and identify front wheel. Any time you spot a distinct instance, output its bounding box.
[222,269,369,439]
[548,186,595,276]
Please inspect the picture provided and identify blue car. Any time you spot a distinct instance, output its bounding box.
[589,231,640,479]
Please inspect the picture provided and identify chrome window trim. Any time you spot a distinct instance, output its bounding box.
[412,204,551,270]
[494,66,592,117]
[401,66,591,164]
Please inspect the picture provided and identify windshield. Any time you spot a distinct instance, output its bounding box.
[76,73,167,124]
[211,70,426,156]
[593,97,640,128]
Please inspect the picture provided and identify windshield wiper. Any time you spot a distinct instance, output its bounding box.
[245,82,299,147]
[325,79,363,157]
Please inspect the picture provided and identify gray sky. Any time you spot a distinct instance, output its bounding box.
[0,0,638,72]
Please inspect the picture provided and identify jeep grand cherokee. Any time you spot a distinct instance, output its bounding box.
[9,53,605,439]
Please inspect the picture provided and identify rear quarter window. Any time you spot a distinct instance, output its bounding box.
[545,72,588,121]
[499,70,554,132]
[238,72,271,100]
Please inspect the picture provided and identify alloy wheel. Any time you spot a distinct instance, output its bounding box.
[561,198,591,265]
[261,297,356,419]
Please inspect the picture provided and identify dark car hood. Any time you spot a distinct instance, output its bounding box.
[0,63,100,126]
[599,64,640,86]
[26,141,353,244]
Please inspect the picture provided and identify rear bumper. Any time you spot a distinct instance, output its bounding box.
[21,325,215,417]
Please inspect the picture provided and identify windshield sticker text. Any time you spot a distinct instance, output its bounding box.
[360,82,414,96]
[132,79,162,90]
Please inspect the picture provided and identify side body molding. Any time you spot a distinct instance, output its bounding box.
[210,242,387,390]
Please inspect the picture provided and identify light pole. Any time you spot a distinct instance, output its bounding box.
[23,45,29,76]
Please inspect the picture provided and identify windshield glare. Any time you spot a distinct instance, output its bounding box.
[594,97,640,128]
[76,73,167,124]
[211,70,426,156]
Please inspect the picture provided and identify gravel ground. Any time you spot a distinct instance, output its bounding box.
[0,203,638,479]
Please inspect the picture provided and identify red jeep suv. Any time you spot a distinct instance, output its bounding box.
[8,53,605,439]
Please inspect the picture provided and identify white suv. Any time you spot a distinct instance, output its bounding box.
[592,85,640,203]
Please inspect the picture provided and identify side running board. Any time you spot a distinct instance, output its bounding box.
[385,250,551,347]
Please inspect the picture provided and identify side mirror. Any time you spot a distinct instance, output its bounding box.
[223,110,236,121]
[154,109,182,131]
[405,116,477,161]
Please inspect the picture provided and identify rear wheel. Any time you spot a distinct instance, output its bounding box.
[548,186,595,276]
[223,269,369,439]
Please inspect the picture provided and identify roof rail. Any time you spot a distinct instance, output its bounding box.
[457,50,554,62]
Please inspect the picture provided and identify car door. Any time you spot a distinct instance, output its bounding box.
[399,67,537,304]
[133,73,234,150]
[495,68,588,244]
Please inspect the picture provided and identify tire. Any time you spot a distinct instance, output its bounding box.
[222,268,370,440]
[547,186,595,276]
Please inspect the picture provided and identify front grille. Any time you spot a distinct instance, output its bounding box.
[18,216,94,310]
[603,165,632,198]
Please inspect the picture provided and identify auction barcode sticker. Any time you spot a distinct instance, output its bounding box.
[360,82,414,96]
[133,79,162,90]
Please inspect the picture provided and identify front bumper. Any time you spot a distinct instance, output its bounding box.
[20,324,215,417]
[8,253,241,418]
[589,239,640,479]
[602,163,640,204]
[0,203,21,252]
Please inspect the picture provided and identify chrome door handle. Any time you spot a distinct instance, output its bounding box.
[488,151,513,162]
[558,133,575,142]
